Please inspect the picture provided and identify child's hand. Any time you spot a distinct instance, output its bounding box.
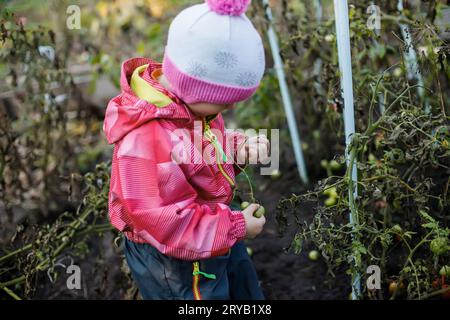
[242,204,266,239]
[237,135,270,164]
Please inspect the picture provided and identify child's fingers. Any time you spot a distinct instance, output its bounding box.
[248,135,269,147]
[247,136,259,144]
[246,145,270,164]
[248,147,258,163]
[259,215,266,225]
[257,135,269,146]
[249,142,268,150]
[242,203,260,216]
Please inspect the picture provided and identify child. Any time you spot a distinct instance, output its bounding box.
[103,0,269,300]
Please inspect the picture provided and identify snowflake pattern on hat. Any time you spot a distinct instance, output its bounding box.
[186,60,208,78]
[235,72,257,87]
[214,51,238,69]
[164,1,265,103]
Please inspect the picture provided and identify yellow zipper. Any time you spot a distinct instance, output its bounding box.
[217,161,235,187]
[203,118,235,188]
[192,261,216,300]
[192,262,201,300]
[191,119,234,300]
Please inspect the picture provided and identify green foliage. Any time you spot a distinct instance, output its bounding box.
[275,2,450,299]
[0,162,112,299]
[0,9,77,215]
[278,85,450,299]
[0,8,117,299]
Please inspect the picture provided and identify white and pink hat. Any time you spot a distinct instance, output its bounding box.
[163,0,266,105]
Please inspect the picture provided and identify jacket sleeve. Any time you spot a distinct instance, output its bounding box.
[110,124,247,261]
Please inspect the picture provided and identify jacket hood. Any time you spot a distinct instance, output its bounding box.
[103,57,192,144]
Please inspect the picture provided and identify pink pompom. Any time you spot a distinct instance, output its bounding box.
[205,0,251,16]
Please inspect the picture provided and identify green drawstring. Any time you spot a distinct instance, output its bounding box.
[192,261,216,280]
[211,139,228,163]
[192,270,217,280]
[203,120,228,163]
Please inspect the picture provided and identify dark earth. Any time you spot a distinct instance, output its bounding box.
[245,158,349,300]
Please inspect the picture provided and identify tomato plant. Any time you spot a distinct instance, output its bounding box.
[273,1,450,300]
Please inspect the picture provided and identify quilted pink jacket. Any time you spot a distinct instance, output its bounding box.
[103,57,247,260]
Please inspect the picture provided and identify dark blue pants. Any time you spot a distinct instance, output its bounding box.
[124,238,265,300]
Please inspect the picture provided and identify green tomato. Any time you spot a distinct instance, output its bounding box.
[301,143,309,151]
[325,196,337,207]
[320,159,329,169]
[253,206,265,218]
[439,265,450,277]
[240,201,250,210]
[329,160,341,171]
[312,130,321,140]
[308,250,320,261]
[391,224,402,234]
[270,169,282,180]
[430,237,449,255]
[323,186,337,198]
[393,67,403,78]
[324,34,335,42]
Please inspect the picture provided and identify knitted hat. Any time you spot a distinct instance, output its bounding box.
[162,0,265,105]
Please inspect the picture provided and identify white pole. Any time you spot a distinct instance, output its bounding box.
[314,0,323,22]
[397,0,428,112]
[262,0,309,184]
[333,0,361,299]
[313,0,323,78]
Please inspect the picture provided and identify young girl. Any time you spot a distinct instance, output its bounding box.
[103,0,269,300]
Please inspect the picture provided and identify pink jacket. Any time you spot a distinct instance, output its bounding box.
[103,57,247,260]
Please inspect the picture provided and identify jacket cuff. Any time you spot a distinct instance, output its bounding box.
[230,210,246,240]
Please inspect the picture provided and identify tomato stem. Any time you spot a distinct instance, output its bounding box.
[236,163,256,203]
